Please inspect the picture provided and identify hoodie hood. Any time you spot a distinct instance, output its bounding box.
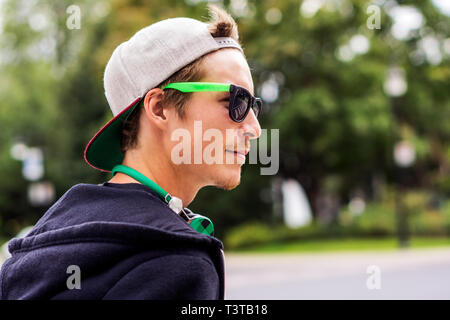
[0,182,224,299]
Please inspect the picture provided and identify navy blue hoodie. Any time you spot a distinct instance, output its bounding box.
[0,182,225,300]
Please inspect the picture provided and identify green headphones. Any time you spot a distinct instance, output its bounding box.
[111,164,215,237]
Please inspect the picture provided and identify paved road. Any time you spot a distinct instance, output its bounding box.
[224,247,450,299]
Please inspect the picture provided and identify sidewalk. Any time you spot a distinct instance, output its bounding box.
[225,247,450,299]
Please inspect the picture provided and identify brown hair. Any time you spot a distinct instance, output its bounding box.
[120,4,241,154]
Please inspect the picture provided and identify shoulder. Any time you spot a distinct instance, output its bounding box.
[103,252,220,299]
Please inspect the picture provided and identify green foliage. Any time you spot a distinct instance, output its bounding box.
[224,221,326,250]
[340,203,397,237]
[226,194,450,250]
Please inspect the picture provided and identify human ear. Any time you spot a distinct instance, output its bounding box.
[142,88,168,130]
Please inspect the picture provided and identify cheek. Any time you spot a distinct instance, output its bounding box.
[166,100,242,164]
[189,108,232,150]
[185,99,207,121]
[187,97,229,123]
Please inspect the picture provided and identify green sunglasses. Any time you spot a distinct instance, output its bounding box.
[161,82,262,122]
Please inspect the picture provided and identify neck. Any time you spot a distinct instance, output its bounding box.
[108,149,200,207]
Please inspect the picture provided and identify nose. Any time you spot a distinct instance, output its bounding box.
[241,108,261,140]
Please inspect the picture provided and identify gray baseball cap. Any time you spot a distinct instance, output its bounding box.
[84,17,243,172]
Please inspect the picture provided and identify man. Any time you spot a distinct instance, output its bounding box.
[0,4,261,299]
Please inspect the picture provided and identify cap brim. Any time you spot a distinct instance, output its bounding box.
[84,98,142,172]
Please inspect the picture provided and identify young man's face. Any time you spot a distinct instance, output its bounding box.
[166,48,261,190]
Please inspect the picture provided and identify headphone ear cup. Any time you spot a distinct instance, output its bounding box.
[188,214,215,237]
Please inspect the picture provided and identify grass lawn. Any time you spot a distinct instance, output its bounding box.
[228,237,450,254]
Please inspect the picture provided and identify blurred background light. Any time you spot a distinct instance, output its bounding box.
[260,77,279,103]
[10,142,29,161]
[336,44,355,62]
[443,38,450,56]
[230,0,251,18]
[349,34,370,55]
[265,7,282,25]
[92,1,111,19]
[22,147,44,182]
[300,0,322,18]
[431,0,450,17]
[349,197,366,216]
[259,71,284,105]
[38,36,57,60]
[387,5,425,41]
[418,36,443,65]
[28,12,48,32]
[28,181,55,207]
[394,141,416,168]
[336,34,370,62]
[383,67,407,97]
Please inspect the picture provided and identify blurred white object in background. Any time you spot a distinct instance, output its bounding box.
[0,226,34,267]
[28,181,55,207]
[349,197,366,216]
[22,147,44,181]
[384,67,407,97]
[394,141,416,168]
[281,179,312,228]
[10,141,29,161]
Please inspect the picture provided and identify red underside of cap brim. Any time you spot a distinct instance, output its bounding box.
[84,97,142,172]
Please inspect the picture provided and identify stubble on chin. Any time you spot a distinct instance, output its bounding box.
[214,169,241,191]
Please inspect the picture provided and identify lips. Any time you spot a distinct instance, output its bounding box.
[225,149,248,156]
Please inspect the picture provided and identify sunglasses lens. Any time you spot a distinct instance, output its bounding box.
[230,90,250,121]
[253,99,262,118]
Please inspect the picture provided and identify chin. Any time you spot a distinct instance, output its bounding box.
[213,165,242,190]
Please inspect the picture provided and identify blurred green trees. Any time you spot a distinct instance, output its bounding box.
[0,0,448,241]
